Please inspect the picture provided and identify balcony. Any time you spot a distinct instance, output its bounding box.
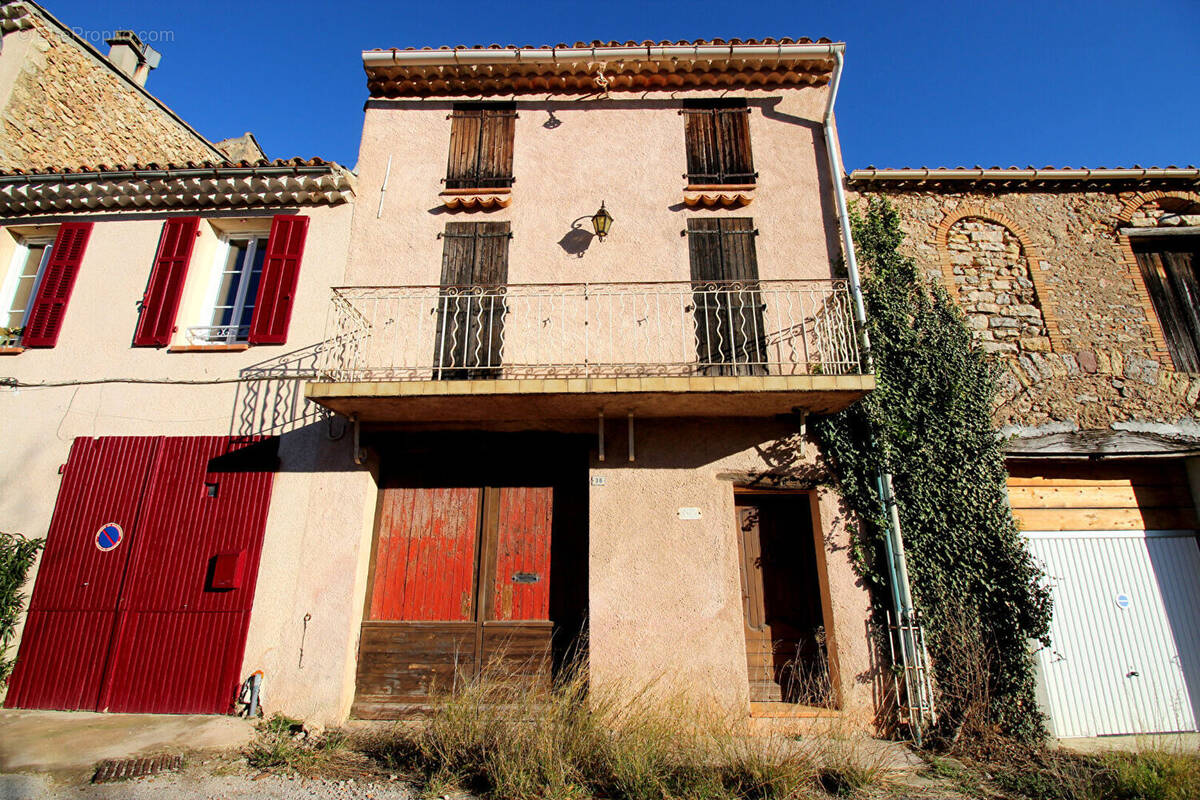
[306,280,874,423]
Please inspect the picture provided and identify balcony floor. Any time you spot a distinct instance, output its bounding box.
[305,374,874,423]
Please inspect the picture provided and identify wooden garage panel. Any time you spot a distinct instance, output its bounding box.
[1008,461,1198,532]
[480,621,552,687]
[352,621,476,717]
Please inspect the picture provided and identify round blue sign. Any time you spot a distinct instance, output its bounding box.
[95,522,123,552]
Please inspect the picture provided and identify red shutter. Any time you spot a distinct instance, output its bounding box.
[248,214,308,345]
[22,222,93,348]
[133,217,199,346]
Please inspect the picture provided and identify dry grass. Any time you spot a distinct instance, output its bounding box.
[351,659,897,800]
[245,713,375,780]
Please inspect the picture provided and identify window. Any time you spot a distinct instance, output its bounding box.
[1,237,54,345]
[173,215,306,348]
[682,99,755,186]
[434,221,511,378]
[200,234,268,344]
[0,222,92,349]
[685,217,766,375]
[444,103,517,190]
[1134,236,1200,372]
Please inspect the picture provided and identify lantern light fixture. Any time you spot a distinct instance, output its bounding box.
[591,201,613,240]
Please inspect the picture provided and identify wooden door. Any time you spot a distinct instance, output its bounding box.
[686,218,767,375]
[735,494,828,704]
[435,221,510,379]
[353,483,554,717]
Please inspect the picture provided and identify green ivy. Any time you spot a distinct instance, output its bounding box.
[813,197,1052,743]
[0,532,43,685]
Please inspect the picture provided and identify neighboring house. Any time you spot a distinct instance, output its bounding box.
[849,167,1200,739]
[1,37,888,730]
[0,0,226,169]
[0,158,360,720]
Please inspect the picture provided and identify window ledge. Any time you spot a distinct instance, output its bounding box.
[439,188,512,210]
[0,346,24,355]
[685,183,757,192]
[683,188,754,209]
[167,344,250,353]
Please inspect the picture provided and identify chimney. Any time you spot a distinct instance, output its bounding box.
[104,30,161,87]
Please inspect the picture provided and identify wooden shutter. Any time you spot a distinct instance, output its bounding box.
[682,100,754,185]
[445,104,516,190]
[133,217,199,346]
[686,217,766,375]
[22,222,93,348]
[1134,239,1200,372]
[435,221,510,377]
[248,214,308,345]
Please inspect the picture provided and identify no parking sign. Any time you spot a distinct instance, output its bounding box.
[95,522,123,552]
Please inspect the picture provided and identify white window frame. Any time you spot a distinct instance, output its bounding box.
[194,233,269,345]
[0,234,56,346]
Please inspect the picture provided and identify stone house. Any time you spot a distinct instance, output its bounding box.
[849,167,1200,739]
[0,0,228,169]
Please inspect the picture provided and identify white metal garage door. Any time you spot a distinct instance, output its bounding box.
[1024,530,1200,738]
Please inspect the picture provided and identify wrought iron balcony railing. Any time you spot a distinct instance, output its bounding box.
[315,280,863,383]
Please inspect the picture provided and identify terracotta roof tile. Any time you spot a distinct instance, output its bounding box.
[3,157,334,178]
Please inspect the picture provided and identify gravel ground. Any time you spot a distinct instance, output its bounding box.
[1,768,420,800]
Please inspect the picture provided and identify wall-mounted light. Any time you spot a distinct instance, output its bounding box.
[591,202,613,240]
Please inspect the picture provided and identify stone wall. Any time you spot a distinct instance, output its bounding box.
[0,11,218,170]
[850,185,1200,432]
[946,217,1051,356]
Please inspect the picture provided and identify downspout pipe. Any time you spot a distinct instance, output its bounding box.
[822,48,924,740]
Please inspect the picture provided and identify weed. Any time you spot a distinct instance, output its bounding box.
[246,713,372,780]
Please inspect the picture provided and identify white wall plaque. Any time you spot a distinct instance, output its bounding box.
[677,507,701,520]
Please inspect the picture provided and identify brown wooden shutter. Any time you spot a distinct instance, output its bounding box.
[682,100,754,185]
[445,104,516,190]
[686,217,765,374]
[435,221,511,377]
[1134,239,1200,372]
[22,222,93,348]
[248,214,308,345]
[133,217,199,347]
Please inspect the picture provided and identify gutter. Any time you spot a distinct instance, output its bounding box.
[362,42,842,68]
[822,48,928,742]
[0,164,348,186]
[850,167,1200,183]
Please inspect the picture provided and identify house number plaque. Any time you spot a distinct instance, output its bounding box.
[512,572,541,584]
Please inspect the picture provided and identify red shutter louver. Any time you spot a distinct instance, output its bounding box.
[23,222,93,348]
[133,217,199,347]
[248,214,309,345]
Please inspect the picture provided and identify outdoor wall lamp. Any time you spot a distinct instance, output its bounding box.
[590,202,613,240]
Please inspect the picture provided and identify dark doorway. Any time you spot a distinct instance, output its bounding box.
[735,492,831,705]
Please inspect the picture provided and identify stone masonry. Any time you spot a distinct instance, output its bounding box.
[0,8,219,170]
[848,184,1200,432]
[946,217,1051,356]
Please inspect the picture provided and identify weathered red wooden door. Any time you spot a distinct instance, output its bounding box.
[5,436,275,714]
[352,483,555,717]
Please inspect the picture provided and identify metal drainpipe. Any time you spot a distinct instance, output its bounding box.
[823,48,925,743]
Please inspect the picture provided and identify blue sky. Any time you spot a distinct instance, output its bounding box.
[46,0,1198,170]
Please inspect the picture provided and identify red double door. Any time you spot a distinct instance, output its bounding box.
[5,436,276,714]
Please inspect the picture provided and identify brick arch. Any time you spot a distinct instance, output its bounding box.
[934,204,1065,352]
[1117,190,1200,224]
[1115,190,1200,367]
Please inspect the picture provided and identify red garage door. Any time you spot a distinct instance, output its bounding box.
[5,436,276,714]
